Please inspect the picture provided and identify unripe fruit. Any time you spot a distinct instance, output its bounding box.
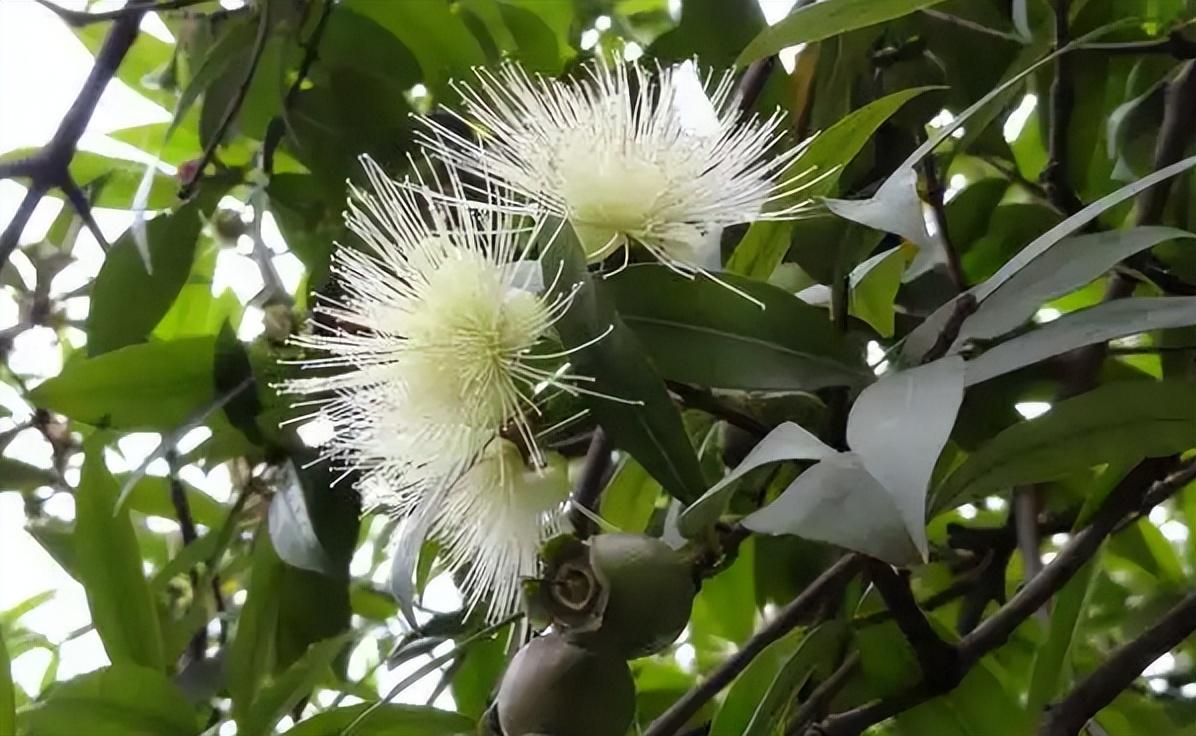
[534,534,696,659]
[496,634,634,736]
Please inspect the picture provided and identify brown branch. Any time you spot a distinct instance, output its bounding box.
[1,1,147,267]
[1042,0,1084,214]
[178,2,272,199]
[921,150,966,291]
[1039,590,1196,736]
[785,653,860,735]
[35,0,210,25]
[644,555,861,736]
[667,381,768,438]
[865,561,961,691]
[812,459,1187,735]
[167,451,204,663]
[919,292,978,364]
[568,428,613,538]
[60,176,110,251]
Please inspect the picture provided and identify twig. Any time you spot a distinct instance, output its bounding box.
[1013,486,1046,620]
[179,2,272,200]
[1,2,146,267]
[920,9,1026,44]
[666,381,768,438]
[263,0,335,176]
[784,653,860,735]
[167,450,205,663]
[921,150,965,291]
[813,459,1183,735]
[1039,590,1196,736]
[35,0,210,25]
[644,555,861,736]
[1042,0,1084,214]
[568,428,613,537]
[60,176,109,250]
[736,57,776,113]
[865,560,960,691]
[919,292,977,364]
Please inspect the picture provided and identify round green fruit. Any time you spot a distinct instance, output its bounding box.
[570,533,696,659]
[496,634,635,736]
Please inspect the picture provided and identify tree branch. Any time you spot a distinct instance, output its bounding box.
[865,560,961,691]
[811,459,1187,735]
[1042,0,1083,214]
[2,1,147,267]
[35,0,210,26]
[568,428,613,538]
[179,2,272,199]
[1040,590,1196,736]
[785,653,860,735]
[921,150,966,291]
[262,0,335,176]
[60,176,110,250]
[666,381,768,438]
[644,555,861,736]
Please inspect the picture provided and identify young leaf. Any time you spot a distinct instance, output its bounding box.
[679,422,837,538]
[606,265,870,392]
[957,227,1194,344]
[965,297,1196,386]
[934,381,1196,509]
[74,435,166,672]
[541,230,706,502]
[825,167,936,253]
[846,356,967,558]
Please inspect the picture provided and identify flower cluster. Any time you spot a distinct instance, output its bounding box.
[285,58,816,621]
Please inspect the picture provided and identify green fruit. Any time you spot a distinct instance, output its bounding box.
[547,533,698,660]
[496,634,635,736]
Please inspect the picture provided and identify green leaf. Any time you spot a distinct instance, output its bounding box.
[738,0,949,65]
[849,245,913,337]
[541,232,706,502]
[935,381,1196,510]
[119,474,225,528]
[72,24,174,108]
[1026,558,1097,720]
[227,528,286,725]
[743,623,846,736]
[108,122,265,169]
[344,0,486,96]
[725,220,793,281]
[239,635,349,736]
[607,265,868,391]
[286,704,473,736]
[691,538,757,646]
[710,625,809,736]
[170,14,259,140]
[651,0,765,68]
[30,337,217,431]
[0,149,176,211]
[451,627,510,720]
[0,628,13,736]
[86,185,225,356]
[599,457,662,534]
[0,458,57,493]
[16,665,197,736]
[74,436,165,671]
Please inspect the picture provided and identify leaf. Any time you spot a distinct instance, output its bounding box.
[651,0,765,69]
[600,457,663,534]
[846,356,966,559]
[268,463,335,576]
[850,245,912,337]
[606,265,870,391]
[541,230,706,502]
[0,458,57,492]
[934,381,1196,509]
[743,622,846,736]
[905,156,1196,363]
[1026,558,1098,719]
[170,14,259,140]
[958,227,1195,343]
[86,186,225,356]
[344,0,486,96]
[743,453,919,564]
[680,422,837,538]
[709,626,810,736]
[964,297,1196,386]
[74,435,165,671]
[0,628,13,736]
[825,166,936,253]
[30,337,217,431]
[227,529,286,724]
[285,704,473,736]
[725,220,794,281]
[119,474,225,528]
[738,0,949,65]
[72,24,175,109]
[17,665,198,736]
[239,635,349,736]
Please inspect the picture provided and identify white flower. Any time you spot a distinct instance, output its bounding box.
[283,157,579,481]
[417,59,821,275]
[432,439,572,620]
